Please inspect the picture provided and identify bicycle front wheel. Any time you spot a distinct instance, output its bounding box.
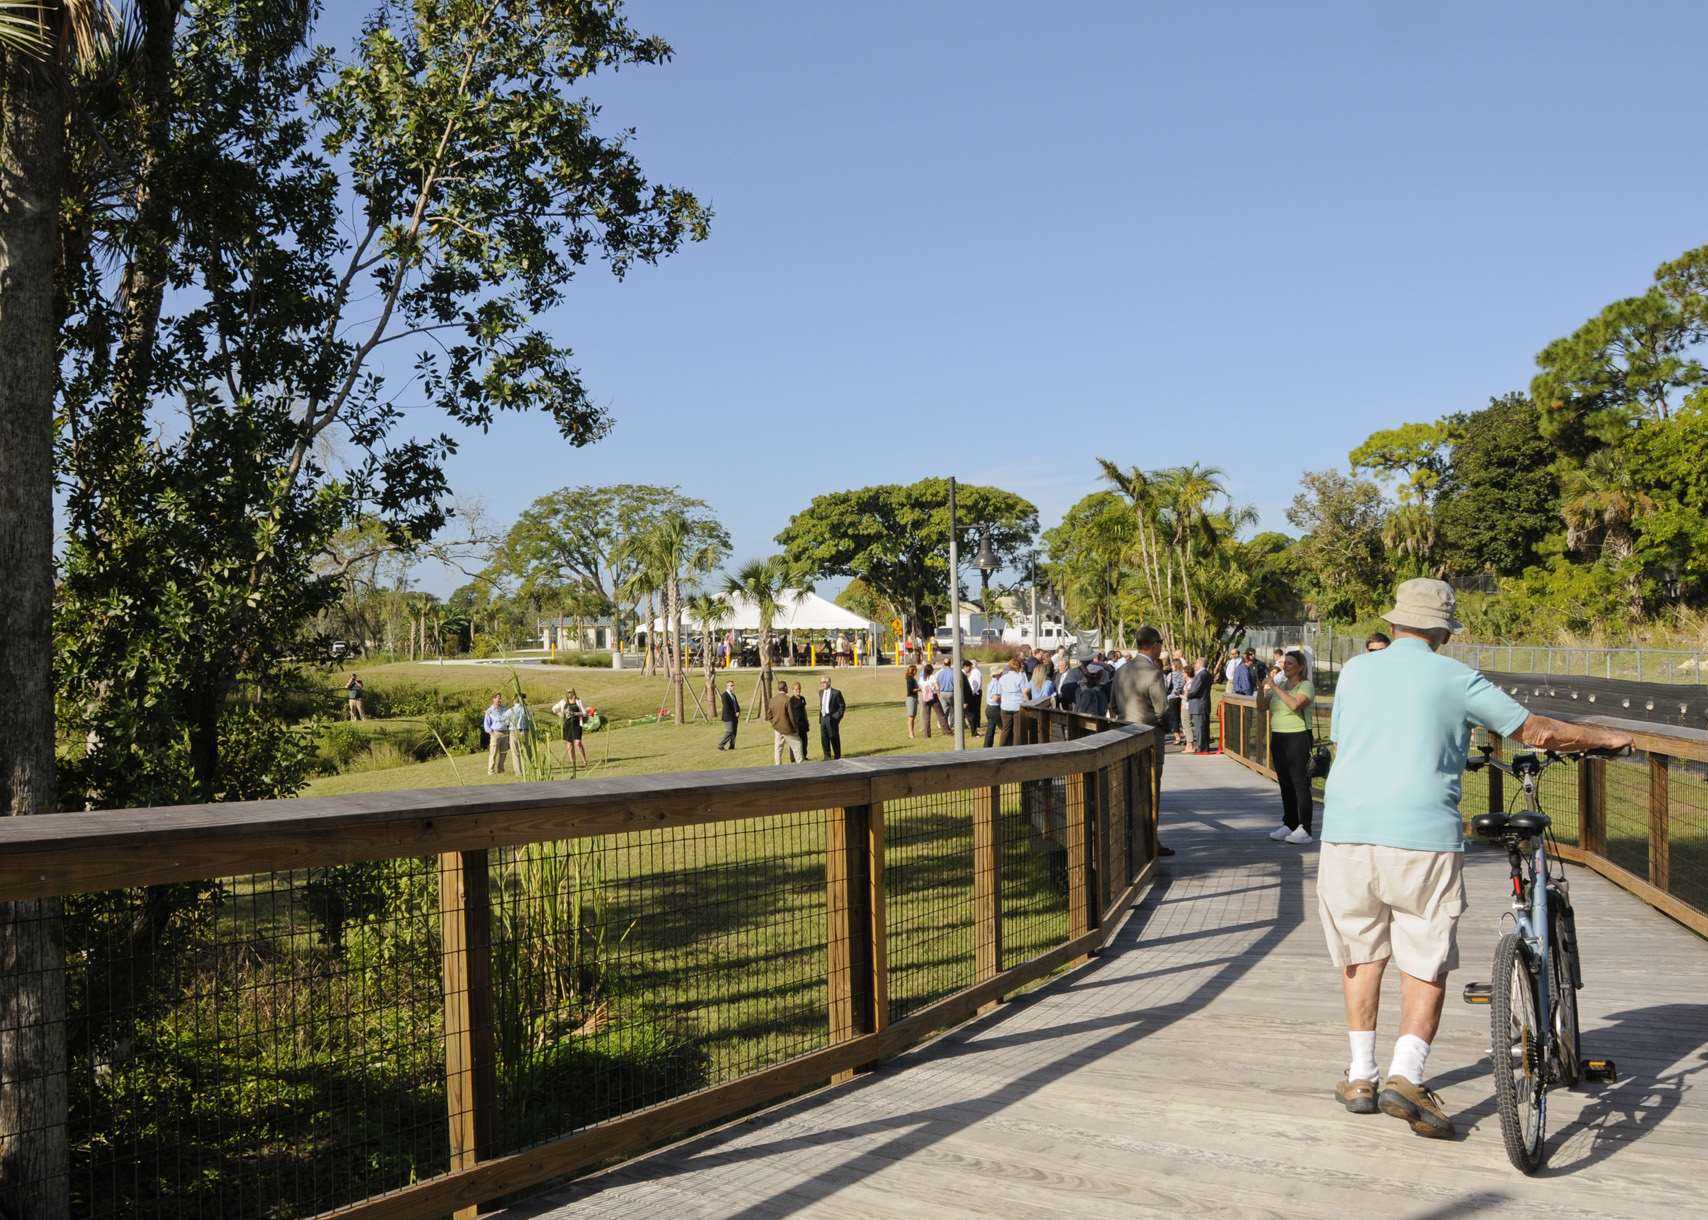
[1490,931,1547,1173]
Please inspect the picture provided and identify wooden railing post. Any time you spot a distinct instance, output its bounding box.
[827,802,885,1081]
[973,785,1001,1006]
[439,849,497,1220]
[1649,753,1670,892]
[1487,733,1504,814]
[1578,757,1606,856]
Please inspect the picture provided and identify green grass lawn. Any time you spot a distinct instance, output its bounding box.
[306,662,963,796]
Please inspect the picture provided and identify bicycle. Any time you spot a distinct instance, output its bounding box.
[1462,744,1627,1173]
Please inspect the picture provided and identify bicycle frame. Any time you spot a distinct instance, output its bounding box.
[1504,761,1555,1104]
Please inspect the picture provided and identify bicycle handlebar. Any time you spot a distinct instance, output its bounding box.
[1466,743,1632,775]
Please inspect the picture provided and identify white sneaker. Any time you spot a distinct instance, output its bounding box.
[1268,825,1291,841]
[1285,827,1313,845]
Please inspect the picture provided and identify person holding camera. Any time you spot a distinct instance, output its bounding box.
[1263,649,1316,845]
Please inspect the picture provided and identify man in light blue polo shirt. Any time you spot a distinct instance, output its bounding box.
[1320,579,1630,1138]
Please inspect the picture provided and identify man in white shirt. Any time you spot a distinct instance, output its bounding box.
[994,661,1028,745]
[504,693,532,776]
[484,695,509,774]
[966,661,984,733]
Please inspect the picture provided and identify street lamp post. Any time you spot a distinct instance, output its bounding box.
[1030,551,1040,650]
[948,478,963,749]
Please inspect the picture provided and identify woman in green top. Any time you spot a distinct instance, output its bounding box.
[1263,650,1316,844]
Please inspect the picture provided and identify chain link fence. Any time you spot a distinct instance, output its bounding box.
[1242,625,1708,690]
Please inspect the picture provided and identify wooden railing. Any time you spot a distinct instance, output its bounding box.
[0,707,1157,1220]
[1219,692,1708,941]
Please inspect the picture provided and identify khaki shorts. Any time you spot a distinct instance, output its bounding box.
[1318,842,1465,980]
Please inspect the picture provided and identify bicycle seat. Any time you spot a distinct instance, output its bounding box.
[1508,811,1551,837]
[1471,812,1509,838]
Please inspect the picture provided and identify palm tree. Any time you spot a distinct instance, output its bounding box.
[687,591,732,715]
[1156,463,1230,652]
[1383,502,1441,579]
[1560,450,1653,564]
[617,558,661,677]
[723,556,794,715]
[646,511,730,726]
[1097,459,1167,619]
[1560,449,1655,615]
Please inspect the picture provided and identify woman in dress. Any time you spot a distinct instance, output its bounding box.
[551,688,589,767]
[904,664,920,739]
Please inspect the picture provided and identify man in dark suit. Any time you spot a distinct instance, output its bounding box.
[790,681,810,760]
[817,676,846,760]
[1184,656,1213,754]
[717,680,740,750]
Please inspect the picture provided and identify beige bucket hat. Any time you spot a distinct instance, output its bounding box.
[1382,578,1463,633]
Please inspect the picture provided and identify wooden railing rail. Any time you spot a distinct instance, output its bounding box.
[1217,693,1708,942]
[0,712,1157,1220]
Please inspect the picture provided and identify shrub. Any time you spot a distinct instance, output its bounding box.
[343,740,415,774]
[543,650,611,668]
[316,722,369,772]
[416,709,482,758]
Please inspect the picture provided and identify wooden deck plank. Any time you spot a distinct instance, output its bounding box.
[502,750,1708,1220]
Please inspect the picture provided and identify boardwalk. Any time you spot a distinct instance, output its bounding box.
[508,753,1708,1219]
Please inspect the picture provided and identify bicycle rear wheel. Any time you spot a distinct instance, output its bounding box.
[1490,931,1547,1173]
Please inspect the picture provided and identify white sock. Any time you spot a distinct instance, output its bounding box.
[1348,1030,1378,1082]
[1389,1033,1430,1085]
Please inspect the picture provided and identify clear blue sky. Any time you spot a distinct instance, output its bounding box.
[319,1,1708,595]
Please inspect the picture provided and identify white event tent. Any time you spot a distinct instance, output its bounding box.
[647,591,879,635]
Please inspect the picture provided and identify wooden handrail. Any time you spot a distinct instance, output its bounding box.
[0,727,1149,900]
[0,711,1159,1220]
[1216,694,1708,941]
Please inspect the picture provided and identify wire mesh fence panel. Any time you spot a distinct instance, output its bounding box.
[884,791,976,1022]
[1538,756,1582,847]
[998,781,1069,973]
[51,859,448,1219]
[1600,755,1654,881]
[1105,761,1130,898]
[484,811,829,1160]
[1666,759,1708,914]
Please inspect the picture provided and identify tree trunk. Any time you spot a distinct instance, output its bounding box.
[703,624,715,716]
[758,628,772,714]
[668,575,685,726]
[643,591,656,676]
[106,4,181,419]
[0,36,70,1219]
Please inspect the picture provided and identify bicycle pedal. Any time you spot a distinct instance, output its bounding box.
[1581,1057,1618,1083]
[1462,982,1492,1005]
